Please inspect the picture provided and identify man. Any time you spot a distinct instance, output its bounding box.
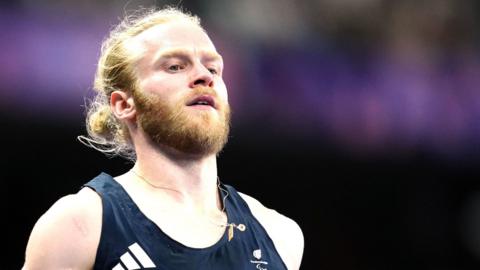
[23,7,304,270]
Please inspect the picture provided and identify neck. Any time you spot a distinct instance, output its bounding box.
[130,137,222,215]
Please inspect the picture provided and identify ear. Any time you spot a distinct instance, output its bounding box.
[110,90,136,120]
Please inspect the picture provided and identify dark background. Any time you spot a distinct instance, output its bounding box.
[3,0,480,269]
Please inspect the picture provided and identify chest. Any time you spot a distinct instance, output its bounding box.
[129,211,286,270]
[99,218,287,270]
[140,205,228,248]
[95,182,288,270]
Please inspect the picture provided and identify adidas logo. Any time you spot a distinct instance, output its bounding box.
[112,243,156,270]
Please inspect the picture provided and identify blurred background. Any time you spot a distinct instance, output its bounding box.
[3,0,480,269]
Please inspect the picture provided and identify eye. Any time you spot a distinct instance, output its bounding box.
[168,64,184,72]
[208,68,218,75]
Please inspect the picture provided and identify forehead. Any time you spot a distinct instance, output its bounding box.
[128,21,218,59]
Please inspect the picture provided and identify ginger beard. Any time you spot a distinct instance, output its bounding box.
[133,87,230,156]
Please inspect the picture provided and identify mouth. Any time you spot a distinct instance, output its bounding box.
[187,95,216,109]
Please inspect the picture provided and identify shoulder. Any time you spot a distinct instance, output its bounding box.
[239,192,304,270]
[23,187,102,270]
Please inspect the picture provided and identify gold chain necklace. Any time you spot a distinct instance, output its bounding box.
[131,170,246,241]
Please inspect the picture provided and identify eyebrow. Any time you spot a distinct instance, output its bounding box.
[152,48,223,64]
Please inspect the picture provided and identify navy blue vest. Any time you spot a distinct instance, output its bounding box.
[84,173,287,270]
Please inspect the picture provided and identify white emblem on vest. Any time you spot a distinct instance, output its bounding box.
[250,248,268,270]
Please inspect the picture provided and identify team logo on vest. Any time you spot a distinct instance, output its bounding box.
[250,248,268,270]
[112,243,156,270]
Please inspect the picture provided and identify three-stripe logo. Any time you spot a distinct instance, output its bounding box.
[112,243,156,270]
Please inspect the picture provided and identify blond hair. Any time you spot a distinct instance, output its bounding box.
[78,6,201,160]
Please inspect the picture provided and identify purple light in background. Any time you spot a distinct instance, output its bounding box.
[0,9,107,113]
[252,46,480,155]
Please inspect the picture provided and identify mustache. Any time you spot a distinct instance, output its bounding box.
[187,86,219,98]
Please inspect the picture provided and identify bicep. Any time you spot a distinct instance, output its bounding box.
[23,192,101,270]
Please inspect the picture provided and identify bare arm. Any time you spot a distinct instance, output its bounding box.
[239,192,304,270]
[23,188,102,270]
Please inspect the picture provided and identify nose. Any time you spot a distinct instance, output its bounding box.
[189,63,214,88]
